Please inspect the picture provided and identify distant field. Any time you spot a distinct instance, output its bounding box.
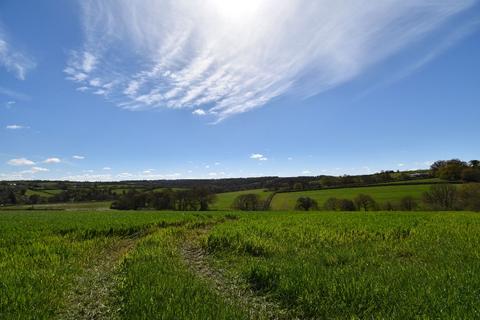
[211,189,273,210]
[1,201,113,211]
[25,188,63,197]
[382,178,444,185]
[1,210,479,319]
[270,184,442,210]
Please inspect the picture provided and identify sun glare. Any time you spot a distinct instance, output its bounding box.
[208,0,262,21]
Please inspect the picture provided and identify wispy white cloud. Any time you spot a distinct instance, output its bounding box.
[72,155,85,160]
[5,124,28,130]
[302,170,312,175]
[116,171,182,180]
[44,157,61,164]
[66,0,476,120]
[250,153,268,161]
[0,27,36,80]
[192,109,206,116]
[61,173,113,182]
[0,166,48,180]
[103,166,111,170]
[7,158,35,166]
[29,166,49,173]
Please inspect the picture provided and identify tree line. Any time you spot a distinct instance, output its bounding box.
[292,183,480,212]
[431,159,480,182]
[110,188,216,211]
[1,158,478,208]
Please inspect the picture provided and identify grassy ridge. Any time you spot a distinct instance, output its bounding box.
[205,211,480,318]
[211,189,273,210]
[271,184,440,210]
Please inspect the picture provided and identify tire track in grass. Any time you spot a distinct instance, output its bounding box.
[180,225,292,320]
[58,237,138,320]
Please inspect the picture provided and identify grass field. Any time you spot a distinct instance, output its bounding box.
[205,211,480,318]
[1,210,479,319]
[211,189,273,210]
[270,184,444,210]
[25,189,63,197]
[0,201,113,211]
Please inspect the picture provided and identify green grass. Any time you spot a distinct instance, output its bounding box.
[1,201,113,211]
[205,211,480,319]
[0,210,235,319]
[119,227,247,319]
[271,184,443,210]
[1,209,479,319]
[212,189,273,210]
[25,189,63,197]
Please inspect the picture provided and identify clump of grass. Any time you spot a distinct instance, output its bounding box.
[224,213,239,220]
[244,264,279,292]
[206,232,271,257]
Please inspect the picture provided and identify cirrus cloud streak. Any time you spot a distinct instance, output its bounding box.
[66,0,477,120]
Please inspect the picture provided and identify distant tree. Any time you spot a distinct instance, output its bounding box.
[8,190,16,205]
[111,190,146,210]
[337,199,356,211]
[28,194,40,205]
[399,196,418,211]
[319,177,337,187]
[174,190,199,211]
[324,197,355,211]
[293,182,304,191]
[432,159,468,181]
[324,197,338,211]
[354,194,377,211]
[422,184,457,210]
[457,183,480,212]
[399,172,410,181]
[430,160,447,176]
[148,190,175,210]
[111,198,133,210]
[469,160,480,168]
[383,201,395,211]
[193,188,217,211]
[295,197,318,211]
[232,194,262,211]
[461,168,480,182]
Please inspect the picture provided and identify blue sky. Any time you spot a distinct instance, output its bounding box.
[1,1,479,181]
